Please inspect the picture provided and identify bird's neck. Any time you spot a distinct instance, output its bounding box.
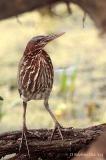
[24,46,41,55]
[24,47,47,57]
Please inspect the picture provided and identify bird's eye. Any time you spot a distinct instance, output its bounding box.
[37,39,41,43]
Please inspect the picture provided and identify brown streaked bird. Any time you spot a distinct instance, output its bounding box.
[18,32,65,157]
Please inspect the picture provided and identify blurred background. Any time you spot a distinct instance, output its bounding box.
[0,4,106,133]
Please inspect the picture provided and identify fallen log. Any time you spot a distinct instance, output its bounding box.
[0,123,106,160]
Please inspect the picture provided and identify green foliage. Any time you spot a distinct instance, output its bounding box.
[71,68,78,81]
[69,68,78,101]
[58,67,78,101]
[59,70,68,93]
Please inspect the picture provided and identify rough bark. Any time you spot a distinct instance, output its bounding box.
[0,0,58,20]
[0,123,106,160]
[0,0,106,33]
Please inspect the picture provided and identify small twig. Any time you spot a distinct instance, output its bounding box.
[66,1,72,14]
[16,16,22,25]
[0,96,3,101]
[82,12,86,28]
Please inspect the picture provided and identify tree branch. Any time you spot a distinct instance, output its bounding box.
[0,0,106,33]
[0,0,58,20]
[0,123,106,160]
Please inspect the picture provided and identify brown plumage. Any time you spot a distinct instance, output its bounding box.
[18,33,65,157]
[18,47,53,101]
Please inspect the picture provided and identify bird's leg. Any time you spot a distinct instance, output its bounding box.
[19,101,30,159]
[44,99,64,140]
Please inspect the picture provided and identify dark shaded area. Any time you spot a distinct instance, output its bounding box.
[73,131,106,160]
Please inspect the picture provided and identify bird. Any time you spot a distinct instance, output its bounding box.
[17,32,65,157]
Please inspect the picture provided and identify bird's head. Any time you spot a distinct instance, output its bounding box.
[26,32,65,53]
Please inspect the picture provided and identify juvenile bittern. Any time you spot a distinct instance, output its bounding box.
[18,32,65,157]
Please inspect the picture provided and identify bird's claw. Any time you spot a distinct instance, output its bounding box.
[19,128,30,159]
[27,130,40,138]
[50,123,64,141]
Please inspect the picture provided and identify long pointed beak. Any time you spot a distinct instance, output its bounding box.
[45,32,65,43]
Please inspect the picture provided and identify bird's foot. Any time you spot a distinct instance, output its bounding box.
[50,123,65,140]
[19,127,30,159]
[26,130,41,139]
